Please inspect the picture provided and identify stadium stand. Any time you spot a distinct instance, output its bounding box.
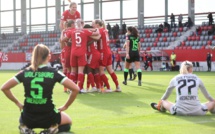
[1,22,214,55]
[0,33,23,52]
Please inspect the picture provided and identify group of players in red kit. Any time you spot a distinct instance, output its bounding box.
[59,2,121,93]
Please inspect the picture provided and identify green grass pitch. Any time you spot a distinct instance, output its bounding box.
[0,70,215,134]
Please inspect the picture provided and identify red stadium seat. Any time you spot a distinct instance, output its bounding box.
[146,34,150,38]
[213,35,215,40]
[187,36,192,41]
[182,46,187,49]
[207,40,212,45]
[163,37,167,42]
[147,47,151,50]
[191,36,196,41]
[203,26,208,30]
[201,46,205,49]
[196,36,200,41]
[140,38,144,42]
[155,37,159,42]
[179,27,183,32]
[173,32,177,37]
[157,33,161,37]
[145,29,148,33]
[153,42,157,47]
[163,28,168,32]
[181,41,185,46]
[187,46,192,49]
[148,29,152,33]
[208,26,212,30]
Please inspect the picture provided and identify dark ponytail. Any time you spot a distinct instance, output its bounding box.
[131,27,139,38]
[127,26,139,38]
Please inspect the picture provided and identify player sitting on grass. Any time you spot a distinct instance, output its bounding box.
[151,61,215,115]
[1,44,79,134]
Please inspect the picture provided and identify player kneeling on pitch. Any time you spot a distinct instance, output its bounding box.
[1,44,79,134]
[151,61,215,115]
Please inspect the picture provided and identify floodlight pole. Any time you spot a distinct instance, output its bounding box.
[21,0,27,34]
[94,0,99,19]
[188,0,195,24]
[165,0,168,23]
[138,0,144,26]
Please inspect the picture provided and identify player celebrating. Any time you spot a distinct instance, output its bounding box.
[60,20,75,92]
[151,61,215,115]
[63,19,100,93]
[60,2,81,31]
[123,26,142,86]
[93,20,121,92]
[84,24,101,92]
[1,44,79,134]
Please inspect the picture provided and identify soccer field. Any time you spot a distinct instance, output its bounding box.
[0,71,215,134]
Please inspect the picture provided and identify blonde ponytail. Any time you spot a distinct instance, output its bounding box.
[30,44,50,71]
[179,61,193,74]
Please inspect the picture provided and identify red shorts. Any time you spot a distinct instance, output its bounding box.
[70,53,87,67]
[99,53,112,67]
[87,52,100,69]
[64,47,71,68]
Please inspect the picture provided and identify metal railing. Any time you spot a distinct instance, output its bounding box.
[0,12,214,33]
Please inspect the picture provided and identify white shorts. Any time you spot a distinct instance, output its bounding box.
[170,104,208,116]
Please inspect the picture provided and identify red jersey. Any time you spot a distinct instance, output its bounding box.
[115,53,121,62]
[143,53,148,61]
[87,38,100,55]
[61,10,81,21]
[98,28,111,55]
[0,52,3,60]
[63,27,74,47]
[66,28,93,55]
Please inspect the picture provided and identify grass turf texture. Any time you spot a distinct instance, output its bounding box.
[0,71,215,134]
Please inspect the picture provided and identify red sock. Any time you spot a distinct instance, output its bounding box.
[100,74,110,89]
[110,72,119,88]
[70,72,76,82]
[88,73,95,87]
[78,73,84,90]
[94,73,101,89]
[67,72,70,79]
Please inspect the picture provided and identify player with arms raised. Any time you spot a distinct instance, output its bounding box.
[60,2,81,31]
[151,61,215,115]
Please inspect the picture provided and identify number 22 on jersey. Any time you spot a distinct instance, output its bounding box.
[178,79,196,95]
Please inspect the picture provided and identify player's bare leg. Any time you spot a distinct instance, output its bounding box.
[151,100,172,112]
